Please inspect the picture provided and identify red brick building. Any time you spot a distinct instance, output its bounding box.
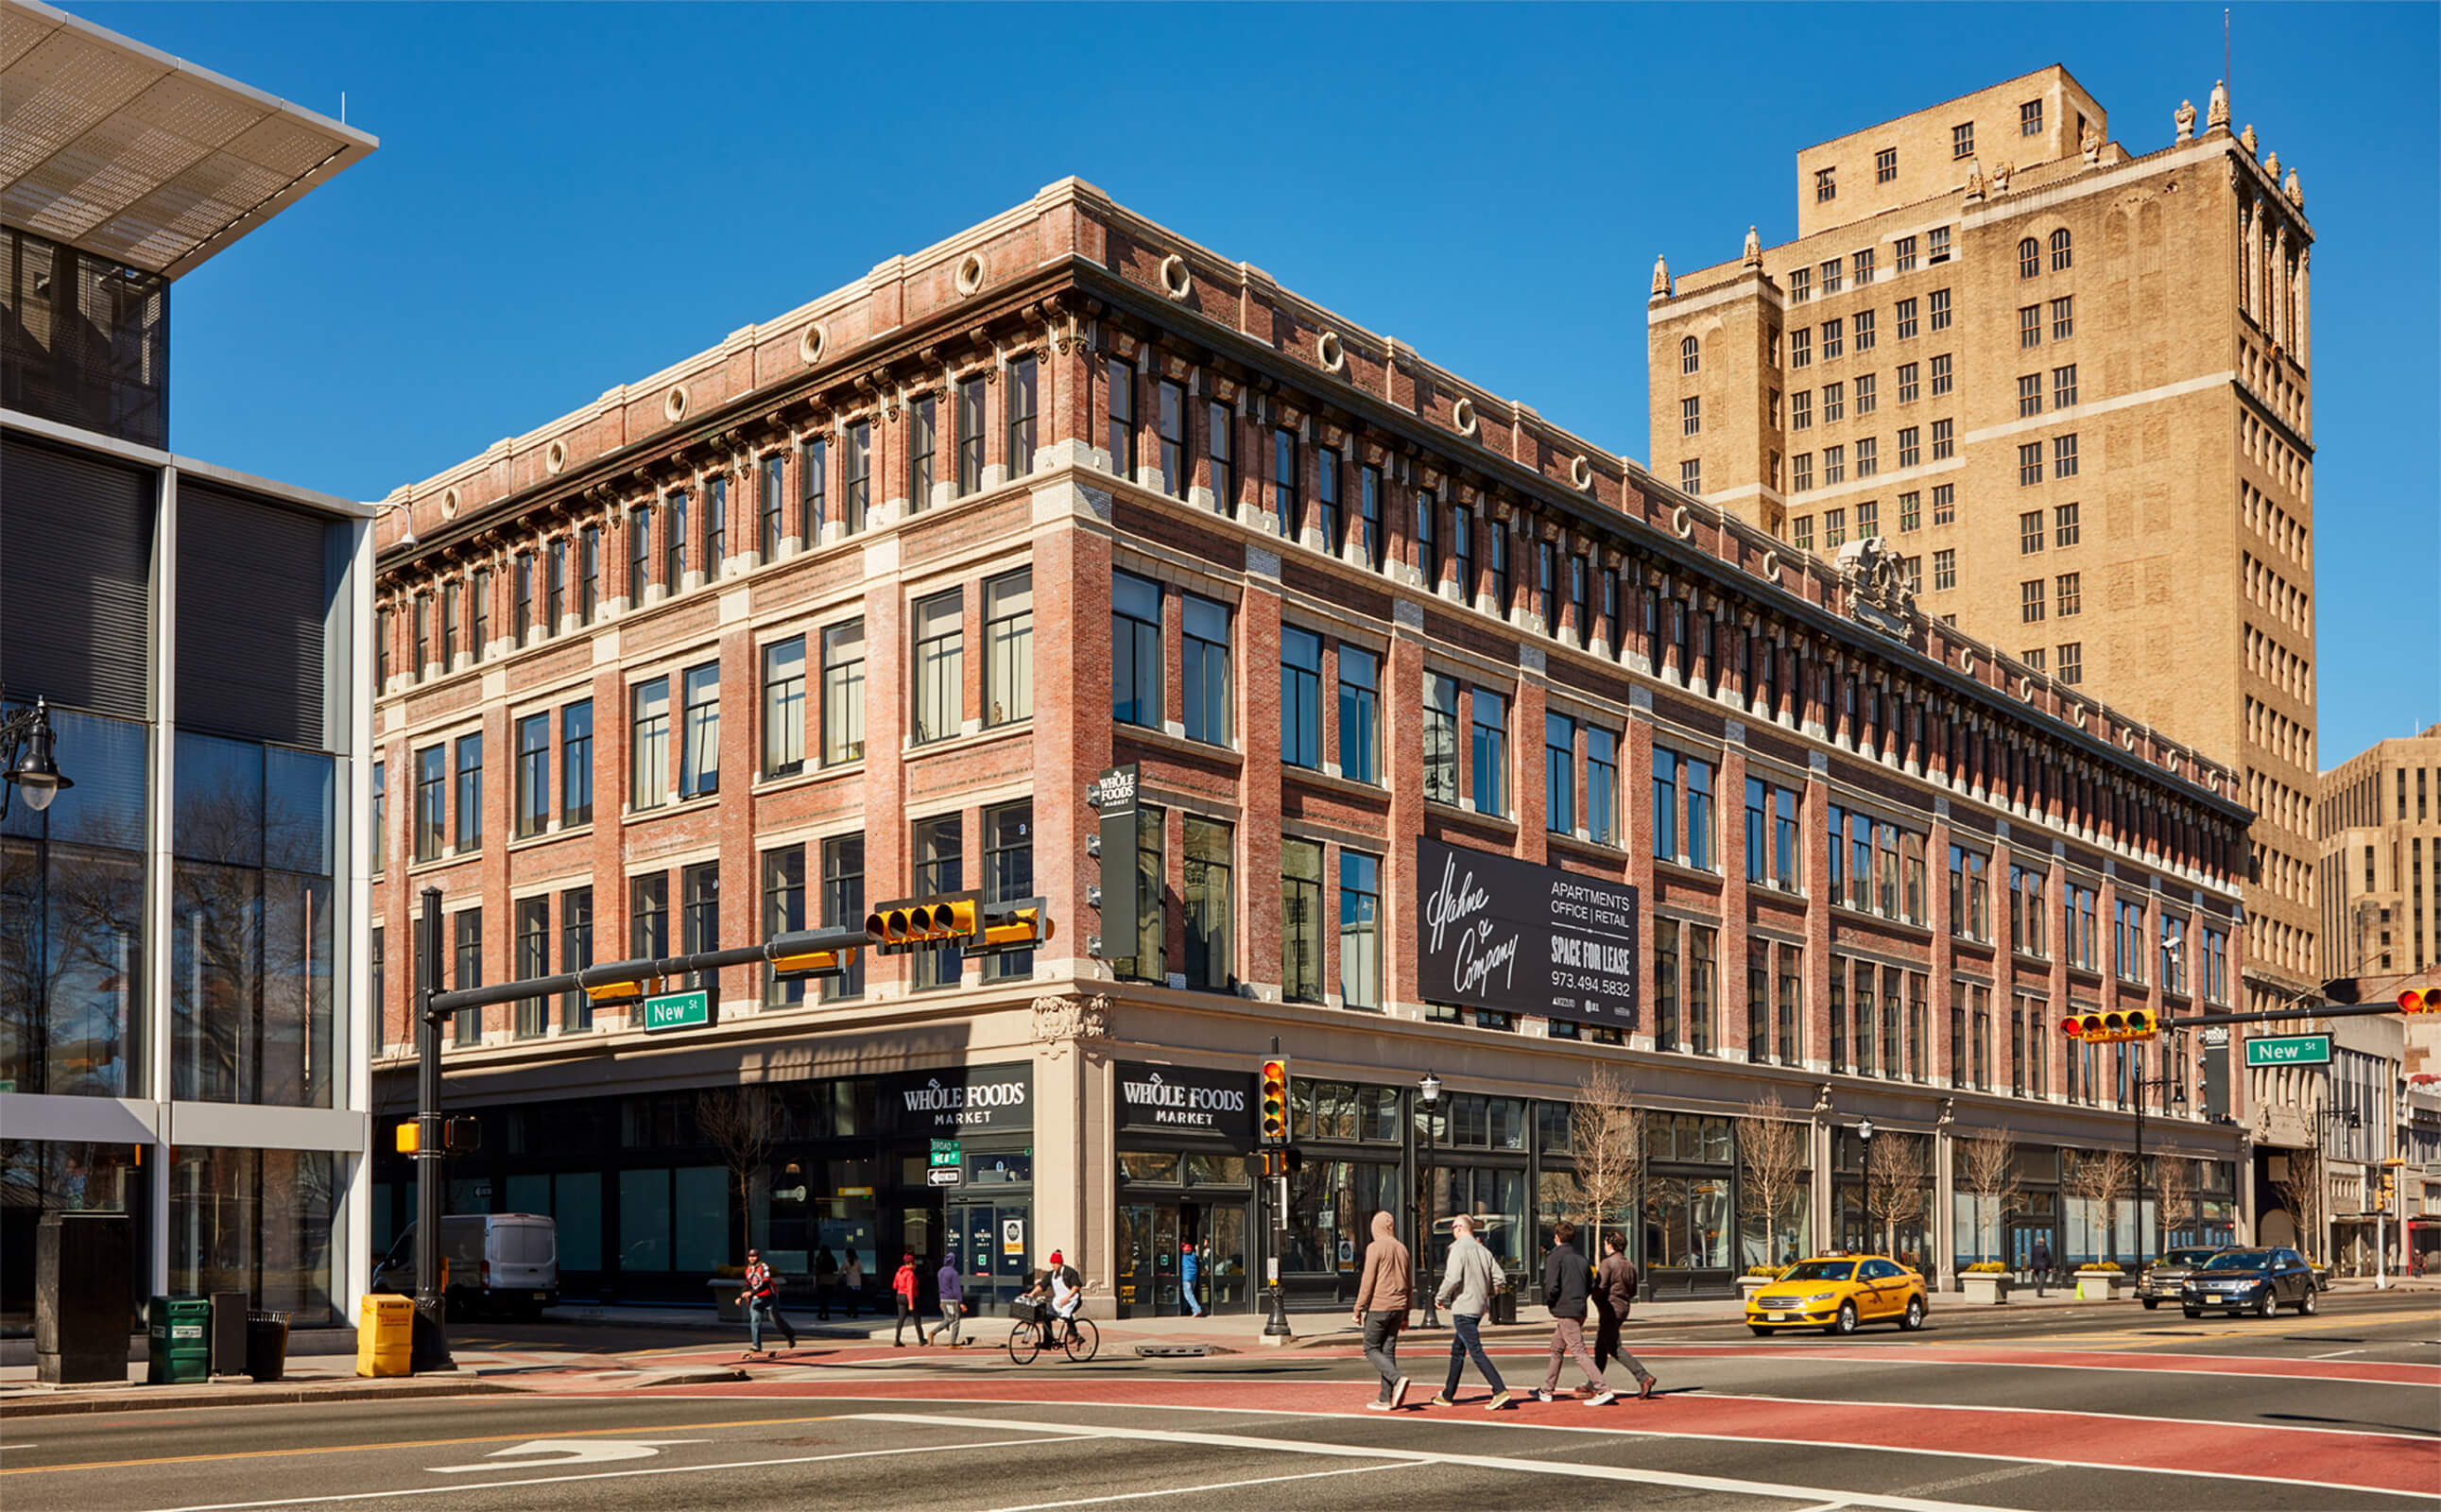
[369,180,2253,1314]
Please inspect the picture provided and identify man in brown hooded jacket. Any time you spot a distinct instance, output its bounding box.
[1351,1210,1412,1409]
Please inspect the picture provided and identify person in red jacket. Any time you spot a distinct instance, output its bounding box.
[891,1252,921,1346]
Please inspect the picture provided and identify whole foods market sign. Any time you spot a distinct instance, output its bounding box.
[1116,1062,1254,1142]
[885,1064,1033,1134]
[1416,837,1639,1028]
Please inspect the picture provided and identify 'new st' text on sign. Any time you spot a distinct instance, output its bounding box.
[640,989,711,1034]
[1414,837,1639,1028]
[2243,1034,2330,1067]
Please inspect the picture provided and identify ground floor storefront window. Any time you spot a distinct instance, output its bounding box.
[0,1139,151,1338]
[171,1144,338,1327]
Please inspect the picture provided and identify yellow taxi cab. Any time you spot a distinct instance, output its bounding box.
[1745,1252,1928,1336]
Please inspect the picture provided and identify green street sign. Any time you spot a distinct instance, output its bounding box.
[640,988,711,1034]
[2244,1034,2330,1067]
[929,1138,963,1169]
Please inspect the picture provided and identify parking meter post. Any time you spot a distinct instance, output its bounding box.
[412,886,454,1373]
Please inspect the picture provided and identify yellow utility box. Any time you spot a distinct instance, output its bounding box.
[356,1293,415,1377]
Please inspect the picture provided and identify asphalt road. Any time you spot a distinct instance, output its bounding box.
[4,1293,2433,1512]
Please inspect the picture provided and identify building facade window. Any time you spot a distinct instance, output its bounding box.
[985,568,1033,725]
[912,814,963,990]
[1951,121,1974,158]
[844,421,872,533]
[1338,644,1379,783]
[957,375,987,496]
[1930,353,1952,396]
[2051,295,2074,340]
[560,700,592,826]
[1470,687,1507,816]
[799,438,827,541]
[1006,356,1038,477]
[1424,674,1459,804]
[2053,364,2078,408]
[1315,446,1344,554]
[1112,570,1162,730]
[1281,626,1322,770]
[1271,427,1300,538]
[679,662,719,799]
[2055,572,2081,616]
[630,679,670,810]
[1281,838,1324,1003]
[662,491,688,590]
[1545,713,1575,834]
[820,620,866,765]
[1876,146,1898,182]
[1157,379,1186,498]
[1184,817,1234,989]
[912,590,964,745]
[515,713,548,838]
[453,733,482,851]
[822,835,866,1000]
[2049,227,2072,271]
[1340,850,1382,1010]
[763,846,805,1007]
[1105,357,1136,478]
[763,636,806,777]
[1182,593,1232,746]
[984,801,1034,980]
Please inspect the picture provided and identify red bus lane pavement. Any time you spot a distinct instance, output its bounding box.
[597,1375,2441,1500]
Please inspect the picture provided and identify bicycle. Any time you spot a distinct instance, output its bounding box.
[1006,1305,1099,1365]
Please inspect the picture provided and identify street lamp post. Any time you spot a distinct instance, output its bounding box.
[1856,1118,1876,1254]
[2131,1045,2187,1275]
[0,696,74,818]
[1418,1071,1442,1328]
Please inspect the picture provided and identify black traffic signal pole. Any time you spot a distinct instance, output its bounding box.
[411,905,875,1372]
[2159,1002,2413,1028]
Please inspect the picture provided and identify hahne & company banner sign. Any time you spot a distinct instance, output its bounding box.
[1416,836,1640,1028]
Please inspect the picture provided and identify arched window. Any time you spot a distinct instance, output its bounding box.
[2048,227,2072,271]
[1680,335,1700,375]
[2018,237,2039,279]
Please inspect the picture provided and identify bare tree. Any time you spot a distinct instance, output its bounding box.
[1736,1093,1808,1268]
[1568,1063,1642,1246]
[2155,1155,2196,1251]
[1865,1131,1931,1262]
[2063,1148,2137,1263]
[696,1086,779,1264]
[2273,1143,2325,1262]
[1956,1131,2022,1264]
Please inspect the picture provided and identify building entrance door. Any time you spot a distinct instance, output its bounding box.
[1118,1199,1246,1317]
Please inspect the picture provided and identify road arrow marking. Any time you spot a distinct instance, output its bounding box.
[429,1438,704,1473]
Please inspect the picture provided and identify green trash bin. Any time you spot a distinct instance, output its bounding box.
[147,1296,212,1384]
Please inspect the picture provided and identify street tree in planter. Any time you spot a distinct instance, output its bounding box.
[1736,1093,1807,1279]
[1569,1064,1642,1261]
[1865,1130,1930,1266]
[696,1086,780,1269]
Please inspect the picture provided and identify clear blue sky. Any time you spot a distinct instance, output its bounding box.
[71,1,2439,765]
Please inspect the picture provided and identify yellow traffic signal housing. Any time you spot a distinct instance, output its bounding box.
[866,892,984,953]
[394,1122,419,1154]
[2397,987,2441,1015]
[582,961,660,1008]
[2062,1007,2159,1043]
[1259,1057,1291,1143]
[767,932,858,981]
[977,899,1053,954]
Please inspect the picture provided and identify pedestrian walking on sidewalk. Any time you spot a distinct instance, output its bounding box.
[842,1252,864,1317]
[2031,1238,2053,1298]
[813,1246,838,1320]
[1431,1213,1514,1410]
[1351,1210,1412,1411]
[1591,1231,1658,1399]
[741,1249,797,1357]
[892,1252,921,1346]
[1536,1222,1614,1405]
[928,1255,964,1347]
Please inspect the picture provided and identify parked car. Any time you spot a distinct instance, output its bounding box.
[2178,1246,2316,1319]
[2137,1246,2227,1309]
[1746,1253,1927,1336]
[374,1213,559,1318]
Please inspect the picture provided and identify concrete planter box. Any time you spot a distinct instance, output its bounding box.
[1736,1276,1776,1301]
[2073,1270,2122,1300]
[1959,1273,2011,1304]
[708,1278,748,1315]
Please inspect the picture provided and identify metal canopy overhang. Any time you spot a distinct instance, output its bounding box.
[0,0,376,279]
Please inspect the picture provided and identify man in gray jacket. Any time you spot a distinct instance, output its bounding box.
[1430,1213,1514,1410]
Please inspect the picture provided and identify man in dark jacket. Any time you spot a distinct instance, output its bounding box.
[1591,1231,1658,1398]
[1535,1222,1614,1405]
[2030,1238,2053,1297]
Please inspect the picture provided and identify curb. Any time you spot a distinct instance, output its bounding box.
[0,1378,517,1418]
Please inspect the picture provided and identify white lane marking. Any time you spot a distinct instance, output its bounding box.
[856,1412,2009,1512]
[984,1460,1407,1510]
[428,1437,705,1472]
[146,1433,1099,1511]
[814,1397,2441,1503]
[2314,1348,2369,1359]
[1699,1390,2441,1443]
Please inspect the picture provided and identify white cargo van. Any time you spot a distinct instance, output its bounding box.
[374,1213,559,1318]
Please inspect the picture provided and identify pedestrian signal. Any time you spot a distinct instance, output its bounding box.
[2397,987,2441,1015]
[767,932,858,981]
[1260,1057,1291,1143]
[394,1122,419,1154]
[2062,1007,2158,1042]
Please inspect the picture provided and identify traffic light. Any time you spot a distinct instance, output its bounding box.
[444,1115,482,1153]
[2061,1007,2159,1043]
[767,932,858,981]
[2397,987,2441,1015]
[394,1121,419,1154]
[581,961,661,1009]
[1260,1057,1291,1143]
[975,898,1053,955]
[866,893,982,953]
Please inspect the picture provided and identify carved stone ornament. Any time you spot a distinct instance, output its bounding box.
[2175,98,2196,143]
[1031,993,1110,1055]
[1742,226,1762,269]
[2240,123,2259,158]
[1650,254,1671,299]
[1963,159,1985,201]
[2284,168,2303,210]
[1835,536,1914,637]
[2208,78,2229,129]
[1990,160,2014,194]
[2080,121,2103,166]
[2263,149,2281,182]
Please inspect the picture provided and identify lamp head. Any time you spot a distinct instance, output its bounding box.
[1856,1117,1875,1142]
[8,697,71,812]
[1418,1070,1442,1104]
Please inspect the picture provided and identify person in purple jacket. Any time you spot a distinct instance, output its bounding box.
[926,1254,965,1347]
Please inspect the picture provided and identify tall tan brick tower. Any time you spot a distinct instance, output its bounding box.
[1648,67,2318,1022]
